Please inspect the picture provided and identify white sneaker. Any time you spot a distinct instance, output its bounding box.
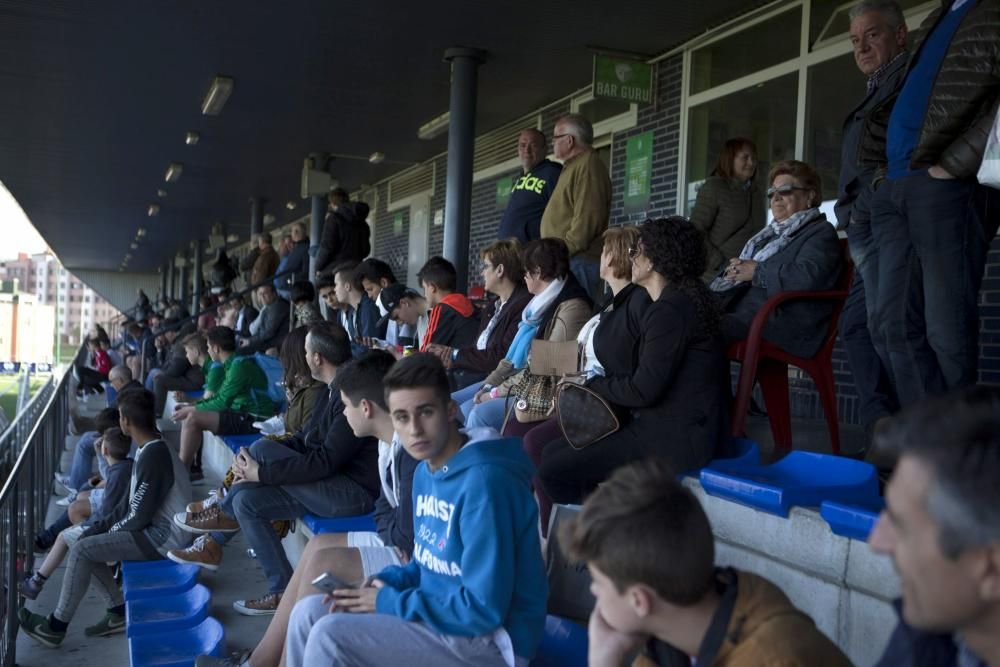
[55,495,74,507]
[53,473,76,496]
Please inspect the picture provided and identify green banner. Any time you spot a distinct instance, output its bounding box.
[393,212,403,237]
[624,131,653,213]
[593,55,653,105]
[496,176,513,208]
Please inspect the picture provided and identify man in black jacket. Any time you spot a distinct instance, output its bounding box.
[836,0,908,451]
[869,386,1000,667]
[237,284,289,355]
[169,321,379,616]
[314,188,371,275]
[868,0,1000,407]
[152,320,204,417]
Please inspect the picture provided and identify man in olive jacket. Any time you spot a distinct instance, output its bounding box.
[868,0,1000,407]
[539,113,611,301]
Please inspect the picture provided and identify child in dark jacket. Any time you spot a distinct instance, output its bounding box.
[20,428,134,600]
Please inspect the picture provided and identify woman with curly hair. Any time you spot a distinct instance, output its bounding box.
[537,216,731,506]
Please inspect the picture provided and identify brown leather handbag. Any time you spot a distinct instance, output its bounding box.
[555,382,620,450]
[507,339,578,424]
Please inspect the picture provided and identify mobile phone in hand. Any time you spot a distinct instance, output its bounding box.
[312,572,352,594]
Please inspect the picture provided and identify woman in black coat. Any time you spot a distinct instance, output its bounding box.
[538,216,731,505]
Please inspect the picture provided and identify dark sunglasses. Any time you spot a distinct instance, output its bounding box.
[766,184,810,199]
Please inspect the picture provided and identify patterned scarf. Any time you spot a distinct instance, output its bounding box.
[710,207,819,292]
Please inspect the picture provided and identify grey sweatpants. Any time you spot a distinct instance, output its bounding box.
[286,594,522,667]
[55,530,161,622]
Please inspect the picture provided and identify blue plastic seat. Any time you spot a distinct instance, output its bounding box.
[301,512,377,534]
[530,615,588,667]
[128,615,225,667]
[699,451,880,517]
[186,389,205,399]
[122,560,200,601]
[222,433,259,453]
[126,583,211,638]
[682,437,761,478]
[820,498,884,541]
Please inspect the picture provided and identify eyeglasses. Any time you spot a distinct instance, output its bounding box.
[766,184,810,199]
[551,133,570,143]
[627,245,641,259]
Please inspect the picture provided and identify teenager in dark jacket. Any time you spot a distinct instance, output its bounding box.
[416,257,479,352]
[426,239,531,389]
[314,189,371,274]
[169,322,379,616]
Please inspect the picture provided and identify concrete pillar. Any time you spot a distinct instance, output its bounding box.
[166,261,175,301]
[250,197,263,240]
[191,239,203,316]
[159,265,168,309]
[178,263,188,306]
[309,194,325,284]
[442,46,487,293]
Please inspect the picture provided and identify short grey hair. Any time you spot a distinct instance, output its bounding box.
[848,0,906,32]
[875,385,1000,559]
[556,113,594,146]
[108,365,132,384]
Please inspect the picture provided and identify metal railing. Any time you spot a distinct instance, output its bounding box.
[0,352,74,667]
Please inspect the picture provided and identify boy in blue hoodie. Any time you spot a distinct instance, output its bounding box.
[284,353,547,667]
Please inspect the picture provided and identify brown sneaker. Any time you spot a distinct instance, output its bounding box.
[233,592,282,616]
[186,488,224,515]
[173,505,240,535]
[167,534,223,571]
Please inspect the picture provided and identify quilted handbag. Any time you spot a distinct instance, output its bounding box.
[556,382,620,450]
[508,339,579,424]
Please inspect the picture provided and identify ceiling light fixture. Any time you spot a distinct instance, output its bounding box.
[148,203,160,216]
[185,131,200,145]
[368,151,385,164]
[263,213,276,225]
[137,227,147,237]
[226,233,239,243]
[165,163,183,182]
[417,111,450,140]
[201,76,234,116]
[285,201,297,210]
[130,242,138,250]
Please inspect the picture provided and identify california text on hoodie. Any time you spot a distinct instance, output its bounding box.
[374,427,548,662]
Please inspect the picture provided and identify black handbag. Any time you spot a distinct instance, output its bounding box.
[555,382,620,450]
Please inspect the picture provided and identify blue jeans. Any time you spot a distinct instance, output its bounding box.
[466,396,508,431]
[870,171,991,406]
[839,220,897,425]
[569,256,600,302]
[213,439,374,593]
[68,432,100,492]
[452,384,481,424]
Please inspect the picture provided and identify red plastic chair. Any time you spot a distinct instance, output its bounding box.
[728,240,853,455]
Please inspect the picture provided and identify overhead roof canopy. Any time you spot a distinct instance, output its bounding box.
[0,0,760,273]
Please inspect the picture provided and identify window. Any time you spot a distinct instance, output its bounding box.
[809,0,925,48]
[689,7,802,95]
[805,53,859,202]
[685,72,798,211]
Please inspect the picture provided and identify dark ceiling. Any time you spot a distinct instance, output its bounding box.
[0,0,759,273]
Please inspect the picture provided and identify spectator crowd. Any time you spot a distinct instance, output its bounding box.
[20,2,1000,665]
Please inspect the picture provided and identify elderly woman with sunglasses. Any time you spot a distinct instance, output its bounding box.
[710,159,843,359]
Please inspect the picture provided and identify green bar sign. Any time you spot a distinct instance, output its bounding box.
[624,131,653,213]
[393,212,403,237]
[495,176,513,208]
[593,55,653,105]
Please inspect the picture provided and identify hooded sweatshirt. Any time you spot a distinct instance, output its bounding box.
[374,427,548,663]
[420,293,479,351]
